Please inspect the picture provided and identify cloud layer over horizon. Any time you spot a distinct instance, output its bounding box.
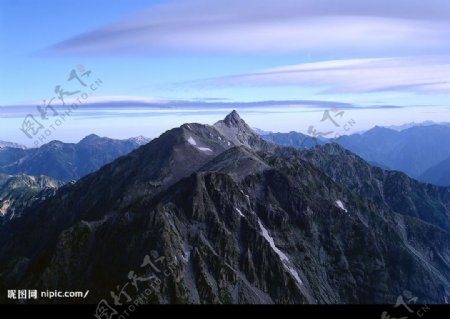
[0,96,402,119]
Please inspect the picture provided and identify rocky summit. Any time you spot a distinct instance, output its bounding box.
[0,111,449,304]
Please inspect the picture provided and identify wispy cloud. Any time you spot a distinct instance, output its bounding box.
[29,95,168,106]
[194,56,450,94]
[47,0,450,56]
[0,97,401,119]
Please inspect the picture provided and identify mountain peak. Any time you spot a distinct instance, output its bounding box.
[223,110,242,126]
[215,110,251,131]
[127,135,151,146]
[80,134,102,143]
[365,126,396,136]
[213,111,275,152]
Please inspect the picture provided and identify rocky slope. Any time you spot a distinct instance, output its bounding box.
[299,143,450,231]
[262,131,325,149]
[0,174,63,223]
[0,112,448,304]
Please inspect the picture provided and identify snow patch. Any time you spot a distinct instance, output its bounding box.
[285,264,304,286]
[235,208,245,217]
[181,250,191,263]
[187,136,197,146]
[0,200,11,217]
[188,136,212,152]
[258,220,288,261]
[258,219,303,286]
[227,141,231,146]
[336,200,348,213]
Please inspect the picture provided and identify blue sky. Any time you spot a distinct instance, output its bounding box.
[1,0,450,146]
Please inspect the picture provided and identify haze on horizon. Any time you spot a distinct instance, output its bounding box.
[1,0,450,146]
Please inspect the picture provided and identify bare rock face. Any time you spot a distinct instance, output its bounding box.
[0,173,62,223]
[214,110,276,152]
[0,112,449,304]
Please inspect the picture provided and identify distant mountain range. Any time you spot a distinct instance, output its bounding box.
[0,141,26,150]
[252,127,273,136]
[260,124,450,186]
[385,121,450,131]
[0,134,151,181]
[0,111,448,304]
[335,125,450,180]
[420,156,450,186]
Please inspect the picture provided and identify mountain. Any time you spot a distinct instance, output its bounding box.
[335,125,450,179]
[419,156,450,186]
[0,111,449,304]
[0,134,150,181]
[252,128,272,136]
[262,131,325,149]
[386,121,450,131]
[0,141,26,150]
[127,135,152,145]
[0,173,62,223]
